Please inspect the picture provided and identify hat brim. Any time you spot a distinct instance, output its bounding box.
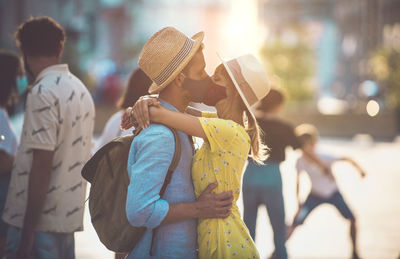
[217,53,257,122]
[148,31,204,94]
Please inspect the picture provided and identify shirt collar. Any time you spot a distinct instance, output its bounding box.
[159,99,179,112]
[35,64,69,84]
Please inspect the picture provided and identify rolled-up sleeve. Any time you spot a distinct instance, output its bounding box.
[126,126,175,229]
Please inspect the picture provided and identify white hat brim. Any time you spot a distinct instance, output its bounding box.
[217,53,257,122]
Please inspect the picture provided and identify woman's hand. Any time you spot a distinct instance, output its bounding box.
[132,96,161,129]
[120,96,161,130]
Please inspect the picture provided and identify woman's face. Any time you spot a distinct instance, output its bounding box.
[212,66,244,120]
[212,67,230,88]
[211,66,236,103]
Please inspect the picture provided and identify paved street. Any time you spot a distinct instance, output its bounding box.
[75,136,400,259]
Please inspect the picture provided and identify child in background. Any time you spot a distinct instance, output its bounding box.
[288,124,366,259]
[243,88,328,259]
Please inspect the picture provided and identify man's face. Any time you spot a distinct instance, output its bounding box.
[185,50,207,80]
[179,49,208,103]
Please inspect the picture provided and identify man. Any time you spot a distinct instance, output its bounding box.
[121,27,234,258]
[3,17,95,258]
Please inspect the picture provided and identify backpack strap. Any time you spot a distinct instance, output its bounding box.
[159,127,181,197]
[150,127,181,256]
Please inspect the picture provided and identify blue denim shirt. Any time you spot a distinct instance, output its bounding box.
[126,100,197,259]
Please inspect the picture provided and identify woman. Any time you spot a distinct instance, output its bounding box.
[0,50,24,258]
[95,68,151,152]
[243,89,331,259]
[127,54,270,259]
[243,89,298,259]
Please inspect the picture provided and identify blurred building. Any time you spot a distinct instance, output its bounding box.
[0,0,139,80]
[259,0,400,104]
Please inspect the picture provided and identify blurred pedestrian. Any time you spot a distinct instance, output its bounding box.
[95,68,151,152]
[0,50,24,258]
[287,124,366,259]
[242,89,298,259]
[242,88,328,259]
[2,16,95,259]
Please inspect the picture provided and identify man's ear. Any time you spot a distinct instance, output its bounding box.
[174,73,185,88]
[57,46,64,59]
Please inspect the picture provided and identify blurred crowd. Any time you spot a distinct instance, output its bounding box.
[0,15,375,259]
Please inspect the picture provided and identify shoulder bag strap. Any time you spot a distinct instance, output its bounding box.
[150,127,181,256]
[159,127,181,197]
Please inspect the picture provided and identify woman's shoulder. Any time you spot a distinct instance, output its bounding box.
[200,117,249,141]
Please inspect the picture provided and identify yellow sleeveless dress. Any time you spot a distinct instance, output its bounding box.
[192,117,259,259]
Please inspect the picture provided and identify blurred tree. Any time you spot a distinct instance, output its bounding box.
[260,30,315,102]
[369,48,400,110]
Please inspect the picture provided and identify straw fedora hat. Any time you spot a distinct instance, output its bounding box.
[219,54,270,119]
[138,27,204,94]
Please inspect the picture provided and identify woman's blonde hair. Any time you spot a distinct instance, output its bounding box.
[216,64,269,164]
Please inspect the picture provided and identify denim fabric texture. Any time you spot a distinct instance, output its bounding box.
[126,100,197,259]
[243,162,288,259]
[6,225,75,259]
[0,174,10,237]
[293,191,355,225]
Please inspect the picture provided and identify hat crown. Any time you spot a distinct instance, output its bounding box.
[138,27,204,94]
[236,55,270,105]
[222,54,270,110]
[139,27,191,80]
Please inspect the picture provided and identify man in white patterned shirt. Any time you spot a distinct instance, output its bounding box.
[3,16,95,259]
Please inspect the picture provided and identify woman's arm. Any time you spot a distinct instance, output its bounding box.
[340,157,366,177]
[150,106,207,139]
[295,170,301,208]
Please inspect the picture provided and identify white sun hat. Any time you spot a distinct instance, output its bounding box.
[218,54,271,119]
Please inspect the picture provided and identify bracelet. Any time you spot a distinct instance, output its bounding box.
[129,107,139,128]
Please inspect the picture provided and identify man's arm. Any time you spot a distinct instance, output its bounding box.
[0,150,14,174]
[17,149,54,258]
[161,182,232,224]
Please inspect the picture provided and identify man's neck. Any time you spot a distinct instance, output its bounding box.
[31,56,60,79]
[159,92,189,113]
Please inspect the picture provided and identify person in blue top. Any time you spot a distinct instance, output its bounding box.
[242,89,328,259]
[121,27,234,259]
[0,50,24,258]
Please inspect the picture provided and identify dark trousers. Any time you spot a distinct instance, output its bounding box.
[243,162,287,259]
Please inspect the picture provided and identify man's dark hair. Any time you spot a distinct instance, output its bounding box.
[257,88,285,113]
[14,16,66,57]
[0,50,21,107]
[117,68,152,109]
